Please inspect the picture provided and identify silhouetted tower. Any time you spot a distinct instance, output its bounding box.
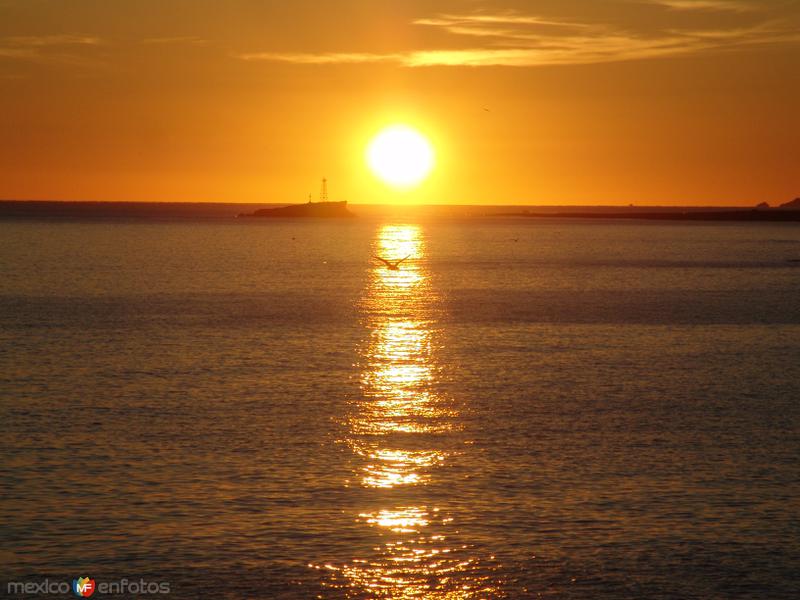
[320,177,328,203]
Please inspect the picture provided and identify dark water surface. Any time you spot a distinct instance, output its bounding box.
[2,218,799,598]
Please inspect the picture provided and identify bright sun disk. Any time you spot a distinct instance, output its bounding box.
[366,125,434,188]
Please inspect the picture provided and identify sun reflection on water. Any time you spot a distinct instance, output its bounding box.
[315,224,502,598]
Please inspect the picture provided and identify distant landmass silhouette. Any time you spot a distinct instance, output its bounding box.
[238,200,355,219]
[779,197,800,209]
[2,200,798,222]
[497,208,800,222]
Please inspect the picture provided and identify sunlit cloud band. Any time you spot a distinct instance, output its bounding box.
[237,12,799,68]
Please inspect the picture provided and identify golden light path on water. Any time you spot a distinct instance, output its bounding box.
[314,224,501,598]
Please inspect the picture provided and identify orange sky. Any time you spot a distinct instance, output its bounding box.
[1,0,798,205]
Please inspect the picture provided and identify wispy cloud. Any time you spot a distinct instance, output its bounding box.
[0,34,103,65]
[237,9,798,68]
[3,34,102,47]
[142,36,208,46]
[409,12,600,43]
[238,51,401,64]
[647,0,757,12]
[413,13,596,30]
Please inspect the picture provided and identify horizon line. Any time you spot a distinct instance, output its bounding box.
[0,198,788,208]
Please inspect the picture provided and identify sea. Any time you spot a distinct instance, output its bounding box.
[1,207,799,599]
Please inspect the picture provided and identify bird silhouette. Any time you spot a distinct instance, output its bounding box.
[373,254,411,270]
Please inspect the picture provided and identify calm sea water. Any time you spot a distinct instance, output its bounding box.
[2,217,799,599]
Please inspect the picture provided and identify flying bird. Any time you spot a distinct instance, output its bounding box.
[373,254,411,270]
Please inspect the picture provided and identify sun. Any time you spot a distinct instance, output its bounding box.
[366,125,435,189]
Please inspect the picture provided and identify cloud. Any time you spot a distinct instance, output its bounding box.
[413,13,596,30]
[3,34,102,47]
[0,34,103,65]
[142,36,208,45]
[238,40,701,68]
[647,0,757,12]
[238,52,402,64]
[237,9,799,68]
[0,47,35,59]
[237,39,709,68]
[409,12,600,43]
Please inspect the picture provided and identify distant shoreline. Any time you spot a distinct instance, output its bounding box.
[496,209,800,222]
[1,200,798,222]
